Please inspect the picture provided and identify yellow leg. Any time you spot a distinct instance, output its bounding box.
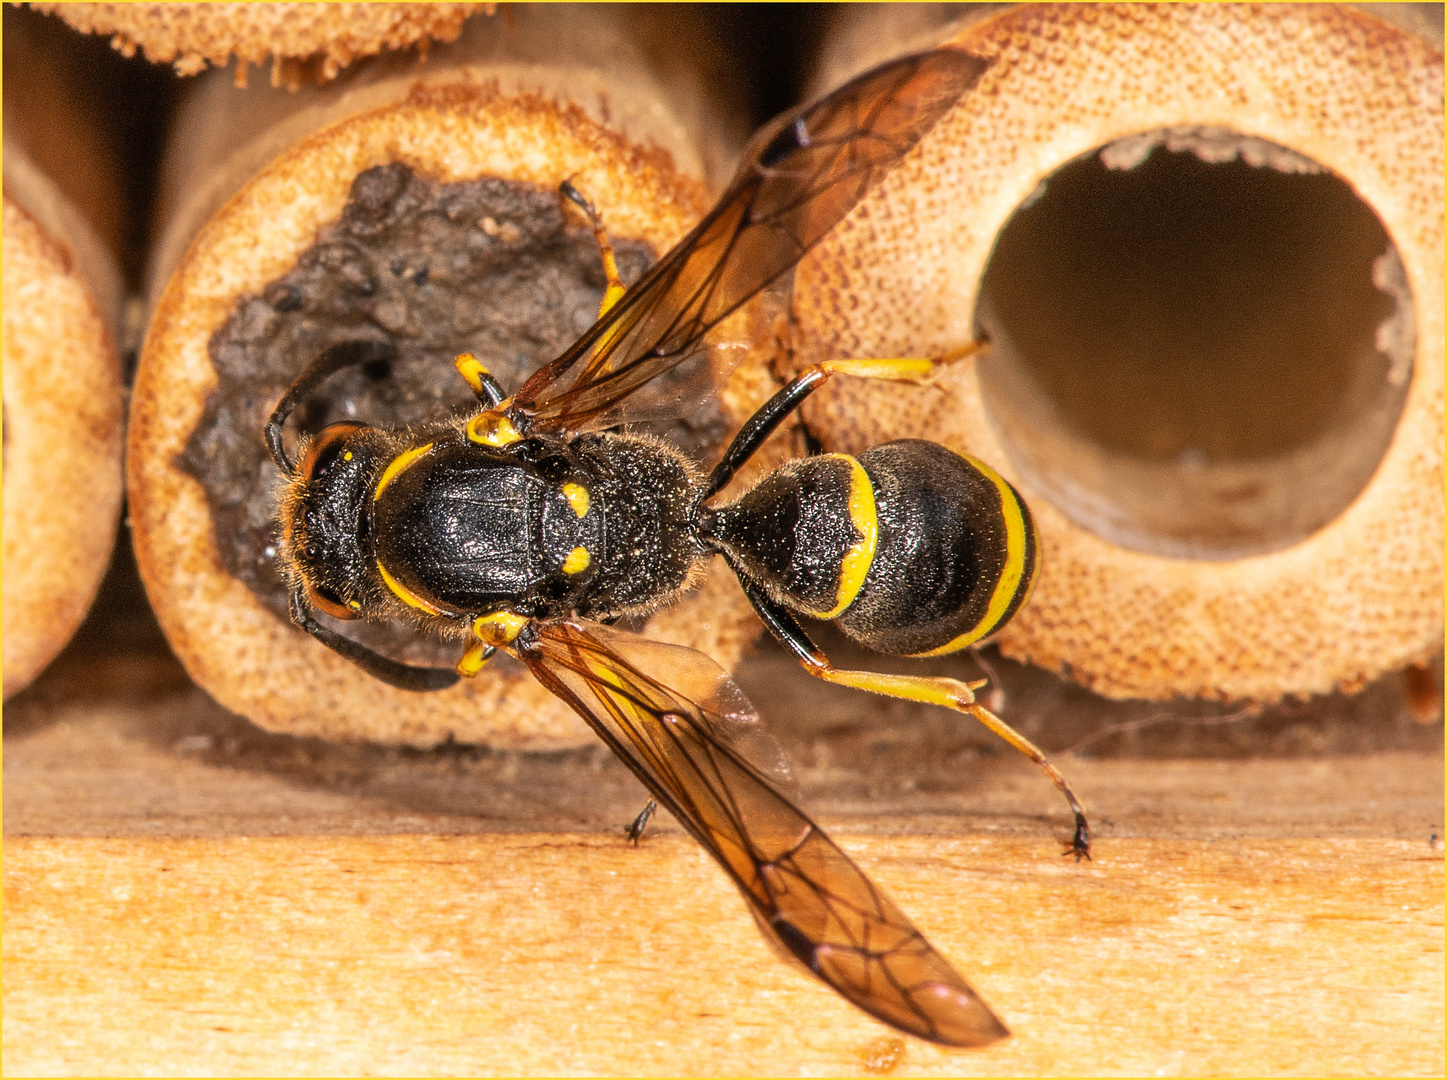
[705,340,990,500]
[803,660,1091,859]
[454,352,491,396]
[453,351,509,410]
[456,611,530,677]
[456,640,496,678]
[561,179,626,317]
[814,341,984,384]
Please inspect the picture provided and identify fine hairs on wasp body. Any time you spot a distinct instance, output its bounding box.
[267,49,1090,1047]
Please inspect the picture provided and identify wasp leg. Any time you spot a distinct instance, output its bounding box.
[740,580,1091,860]
[968,646,1009,713]
[287,589,460,692]
[705,344,984,498]
[456,640,498,678]
[560,179,626,318]
[452,352,507,408]
[452,610,532,678]
[625,799,658,845]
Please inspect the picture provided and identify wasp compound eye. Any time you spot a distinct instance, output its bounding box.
[308,582,357,621]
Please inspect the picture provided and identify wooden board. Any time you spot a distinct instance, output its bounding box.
[4,834,1442,1077]
[4,556,1442,1075]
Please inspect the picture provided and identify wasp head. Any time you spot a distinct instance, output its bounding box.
[277,421,391,621]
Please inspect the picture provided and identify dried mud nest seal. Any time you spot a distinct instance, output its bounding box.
[2,196,124,698]
[29,2,491,84]
[789,4,1444,704]
[130,82,768,749]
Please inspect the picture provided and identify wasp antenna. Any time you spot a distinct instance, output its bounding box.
[266,339,399,475]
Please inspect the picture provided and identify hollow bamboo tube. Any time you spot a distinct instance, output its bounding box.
[29,2,488,82]
[129,7,756,748]
[2,10,126,698]
[791,3,1443,702]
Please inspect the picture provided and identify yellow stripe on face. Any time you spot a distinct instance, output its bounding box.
[373,443,435,501]
[911,454,1033,658]
[818,457,877,619]
[376,559,445,616]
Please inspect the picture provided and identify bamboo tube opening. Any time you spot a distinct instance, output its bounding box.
[786,3,1441,700]
[975,128,1413,559]
[128,6,763,748]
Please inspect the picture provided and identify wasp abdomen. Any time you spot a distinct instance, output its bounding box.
[706,454,873,619]
[709,441,1037,657]
[836,440,1038,657]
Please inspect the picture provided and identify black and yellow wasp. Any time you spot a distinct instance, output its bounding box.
[265,50,1089,1047]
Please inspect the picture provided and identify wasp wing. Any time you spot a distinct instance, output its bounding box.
[520,619,1009,1047]
[513,49,991,431]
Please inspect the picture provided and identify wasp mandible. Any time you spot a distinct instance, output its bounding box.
[266,49,1090,1047]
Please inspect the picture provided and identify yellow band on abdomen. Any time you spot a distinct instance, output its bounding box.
[373,443,435,502]
[911,454,1031,657]
[818,457,877,620]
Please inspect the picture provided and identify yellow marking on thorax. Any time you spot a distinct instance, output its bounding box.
[471,610,529,647]
[466,410,522,447]
[376,559,444,616]
[561,483,591,518]
[562,546,591,575]
[911,454,1033,657]
[373,443,435,501]
[818,456,877,619]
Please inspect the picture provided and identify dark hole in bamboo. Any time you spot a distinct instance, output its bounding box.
[974,128,1414,559]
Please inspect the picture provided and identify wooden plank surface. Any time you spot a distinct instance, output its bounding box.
[4,559,1442,1076]
[4,833,1442,1077]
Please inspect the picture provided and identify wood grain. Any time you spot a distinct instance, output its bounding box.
[4,570,1441,1076]
[4,833,1442,1077]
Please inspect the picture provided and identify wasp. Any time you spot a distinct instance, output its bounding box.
[265,50,1090,1047]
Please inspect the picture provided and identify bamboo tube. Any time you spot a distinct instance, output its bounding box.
[29,2,488,83]
[791,3,1443,702]
[129,7,757,748]
[2,10,126,698]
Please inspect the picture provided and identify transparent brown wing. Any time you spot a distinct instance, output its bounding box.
[520,619,1009,1047]
[513,48,991,431]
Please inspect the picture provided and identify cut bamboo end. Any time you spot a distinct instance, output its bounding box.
[789,4,1443,703]
[129,16,758,749]
[2,10,127,699]
[2,194,124,699]
[29,2,490,83]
